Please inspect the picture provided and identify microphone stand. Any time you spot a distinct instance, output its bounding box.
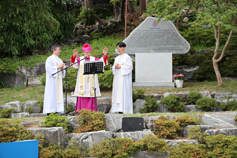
[52,56,88,116]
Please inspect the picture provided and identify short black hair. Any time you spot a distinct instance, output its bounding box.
[51,45,60,52]
[116,42,126,48]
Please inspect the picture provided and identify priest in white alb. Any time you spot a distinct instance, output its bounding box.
[111,42,133,114]
[43,45,66,115]
[71,43,108,112]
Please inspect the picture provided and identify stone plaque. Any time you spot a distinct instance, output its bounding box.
[123,17,190,55]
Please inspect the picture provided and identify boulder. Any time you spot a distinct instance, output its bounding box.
[199,91,211,98]
[0,73,28,88]
[163,92,188,102]
[144,93,163,100]
[28,127,66,146]
[214,92,232,100]
[35,62,45,75]
[114,130,154,141]
[30,113,47,117]
[23,100,41,113]
[11,112,29,118]
[27,77,42,87]
[133,99,146,113]
[66,130,112,148]
[182,125,213,137]
[205,128,237,136]
[65,116,80,131]
[143,115,175,131]
[98,103,111,113]
[202,112,237,128]
[105,114,123,132]
[164,139,198,147]
[156,101,170,113]
[1,101,22,113]
[184,105,202,112]
[21,120,41,129]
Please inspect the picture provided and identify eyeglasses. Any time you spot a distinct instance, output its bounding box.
[84,52,91,54]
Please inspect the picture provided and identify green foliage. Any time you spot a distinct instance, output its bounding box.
[0,58,19,73]
[140,96,160,113]
[160,95,186,112]
[0,108,15,118]
[78,8,95,25]
[94,7,113,20]
[0,119,34,143]
[176,114,197,127]
[25,106,34,113]
[195,97,218,111]
[234,115,237,124]
[66,104,74,113]
[187,91,202,104]
[98,69,114,90]
[64,144,89,158]
[40,73,46,86]
[0,0,60,57]
[170,142,208,158]
[75,109,106,133]
[132,88,145,102]
[63,68,77,90]
[154,115,182,139]
[37,100,44,113]
[188,126,208,144]
[39,145,64,158]
[40,113,70,133]
[135,134,169,153]
[90,137,137,158]
[220,95,237,111]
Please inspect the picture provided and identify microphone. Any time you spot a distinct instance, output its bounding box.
[85,56,88,59]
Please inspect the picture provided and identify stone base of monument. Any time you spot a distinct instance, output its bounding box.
[133,53,174,88]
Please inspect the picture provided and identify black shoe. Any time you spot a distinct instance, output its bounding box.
[118,112,123,114]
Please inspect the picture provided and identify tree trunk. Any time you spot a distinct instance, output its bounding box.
[139,0,146,14]
[84,0,93,9]
[175,18,180,31]
[127,0,135,13]
[114,2,119,20]
[212,58,223,87]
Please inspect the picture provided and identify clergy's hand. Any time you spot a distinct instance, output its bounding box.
[115,64,121,69]
[103,47,108,56]
[73,49,78,57]
[58,63,65,69]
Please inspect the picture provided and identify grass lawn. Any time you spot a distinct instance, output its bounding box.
[1,80,237,106]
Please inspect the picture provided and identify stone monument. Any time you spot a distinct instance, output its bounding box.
[123,17,190,88]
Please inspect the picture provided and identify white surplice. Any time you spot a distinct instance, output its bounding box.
[43,55,65,114]
[111,53,133,114]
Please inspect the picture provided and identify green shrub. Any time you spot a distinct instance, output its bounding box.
[98,69,114,90]
[132,88,145,102]
[78,8,95,25]
[187,91,202,104]
[176,114,197,127]
[0,119,34,143]
[234,115,237,124]
[153,115,182,139]
[140,96,160,113]
[220,95,237,111]
[94,7,113,20]
[39,145,64,158]
[25,106,34,113]
[170,142,208,158]
[40,113,70,133]
[0,58,19,74]
[75,109,106,133]
[64,144,89,158]
[63,68,78,91]
[188,126,208,144]
[135,134,168,153]
[160,95,186,112]
[66,104,74,113]
[90,137,137,158]
[40,74,46,86]
[37,100,43,113]
[195,97,218,111]
[0,108,15,118]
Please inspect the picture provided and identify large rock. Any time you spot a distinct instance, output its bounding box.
[133,99,146,113]
[28,127,66,146]
[156,101,170,113]
[66,130,112,148]
[64,96,77,112]
[11,112,29,118]
[1,101,22,113]
[114,130,154,141]
[97,96,112,104]
[27,77,42,87]
[0,73,28,88]
[163,92,188,102]
[184,105,202,112]
[144,93,163,100]
[21,120,41,129]
[105,114,123,132]
[205,128,237,136]
[65,116,80,131]
[35,62,46,75]
[23,100,41,113]
[18,65,38,76]
[98,103,111,113]
[199,91,211,98]
[214,92,232,100]
[131,151,169,158]
[202,112,237,128]
[182,125,213,137]
[29,113,47,117]
[164,139,198,147]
